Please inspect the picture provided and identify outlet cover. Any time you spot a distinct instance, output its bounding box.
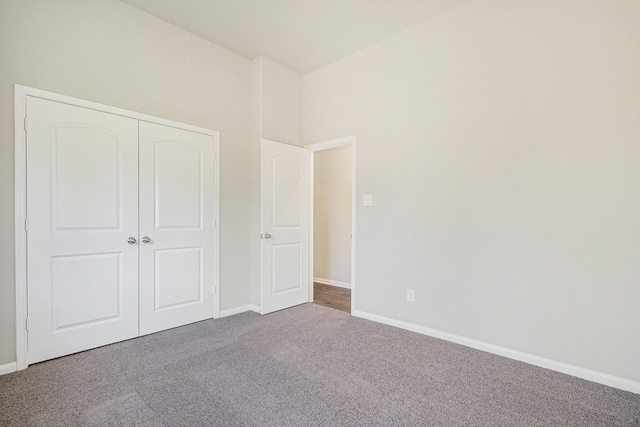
[407,289,415,302]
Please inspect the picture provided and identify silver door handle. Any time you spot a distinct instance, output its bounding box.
[264,233,272,239]
[142,236,151,244]
[127,237,137,244]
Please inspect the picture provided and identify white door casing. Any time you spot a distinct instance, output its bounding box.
[305,135,357,314]
[26,97,139,364]
[138,121,217,335]
[260,139,311,314]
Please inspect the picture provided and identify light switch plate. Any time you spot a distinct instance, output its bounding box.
[363,194,373,206]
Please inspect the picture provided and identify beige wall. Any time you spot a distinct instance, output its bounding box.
[259,57,303,147]
[304,0,640,383]
[314,145,352,286]
[0,0,255,365]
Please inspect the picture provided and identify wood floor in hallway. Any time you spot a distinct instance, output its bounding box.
[312,282,351,314]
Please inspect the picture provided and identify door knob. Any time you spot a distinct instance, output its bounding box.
[127,237,137,244]
[264,233,272,239]
[142,236,151,244]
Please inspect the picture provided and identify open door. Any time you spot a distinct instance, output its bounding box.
[260,139,310,314]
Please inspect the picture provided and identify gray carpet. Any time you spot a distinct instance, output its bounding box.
[1,304,639,426]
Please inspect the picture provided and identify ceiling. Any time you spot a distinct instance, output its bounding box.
[120,0,472,74]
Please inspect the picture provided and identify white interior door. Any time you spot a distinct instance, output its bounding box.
[26,97,139,364]
[138,121,217,335]
[260,139,310,314]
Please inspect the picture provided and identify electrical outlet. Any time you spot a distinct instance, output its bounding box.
[407,289,415,303]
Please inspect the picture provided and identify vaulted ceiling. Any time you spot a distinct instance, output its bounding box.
[119,0,472,74]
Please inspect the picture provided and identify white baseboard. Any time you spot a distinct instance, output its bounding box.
[313,277,351,289]
[352,310,640,395]
[0,362,17,376]
[219,304,261,318]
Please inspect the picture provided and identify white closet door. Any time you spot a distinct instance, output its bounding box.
[138,121,216,335]
[26,97,139,364]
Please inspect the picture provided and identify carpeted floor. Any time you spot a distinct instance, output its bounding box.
[1,303,639,426]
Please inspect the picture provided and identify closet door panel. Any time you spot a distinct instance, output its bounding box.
[138,121,216,335]
[26,97,139,364]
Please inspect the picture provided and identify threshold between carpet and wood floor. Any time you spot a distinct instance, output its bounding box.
[1,303,639,426]
[312,282,351,313]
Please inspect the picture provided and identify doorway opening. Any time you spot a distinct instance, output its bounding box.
[306,136,356,314]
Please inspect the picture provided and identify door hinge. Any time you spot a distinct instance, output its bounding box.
[24,117,28,132]
[25,218,29,232]
[25,318,29,331]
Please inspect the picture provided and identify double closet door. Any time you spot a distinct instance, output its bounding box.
[26,97,217,364]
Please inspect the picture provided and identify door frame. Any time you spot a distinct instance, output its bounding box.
[14,84,221,370]
[305,136,356,313]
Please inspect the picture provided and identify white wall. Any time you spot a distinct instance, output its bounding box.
[314,145,352,286]
[0,0,255,365]
[304,0,640,383]
[259,57,303,147]
[250,56,303,307]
